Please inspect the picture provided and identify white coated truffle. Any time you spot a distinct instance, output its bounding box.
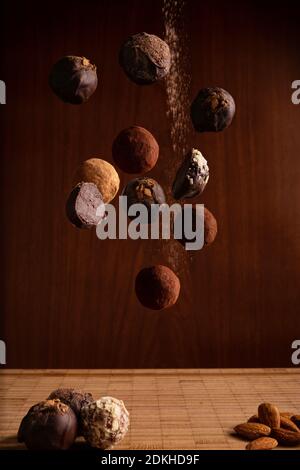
[81,397,130,449]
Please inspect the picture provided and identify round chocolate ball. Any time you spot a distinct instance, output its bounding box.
[81,397,130,449]
[74,158,120,204]
[66,182,105,229]
[135,265,180,310]
[191,87,235,132]
[119,32,171,85]
[49,56,98,104]
[177,206,217,249]
[122,177,166,223]
[112,126,159,174]
[17,399,77,450]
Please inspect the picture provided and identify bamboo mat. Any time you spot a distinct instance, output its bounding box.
[0,369,300,450]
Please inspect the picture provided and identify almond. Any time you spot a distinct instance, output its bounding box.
[292,415,300,428]
[272,428,300,446]
[280,416,300,432]
[258,403,280,429]
[234,423,271,440]
[248,414,260,423]
[246,437,278,450]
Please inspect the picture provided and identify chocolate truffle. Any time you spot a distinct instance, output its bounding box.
[17,399,77,450]
[81,397,130,449]
[191,87,235,132]
[66,182,105,229]
[122,177,166,222]
[49,56,98,104]
[47,388,94,419]
[135,265,180,310]
[119,32,171,85]
[172,148,209,200]
[177,206,218,249]
[112,126,159,174]
[74,158,120,204]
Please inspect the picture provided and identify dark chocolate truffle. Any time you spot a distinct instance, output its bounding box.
[119,32,171,85]
[177,206,217,249]
[172,148,209,200]
[122,177,166,222]
[47,388,94,418]
[112,126,159,174]
[66,182,105,229]
[17,399,77,450]
[191,87,235,132]
[49,56,98,104]
[135,265,180,310]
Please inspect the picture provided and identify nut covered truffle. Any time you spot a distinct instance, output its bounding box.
[112,126,159,174]
[17,399,77,450]
[47,388,94,418]
[49,56,98,104]
[119,32,171,85]
[122,177,166,222]
[81,397,130,449]
[191,87,235,132]
[66,182,105,229]
[74,158,120,204]
[172,148,209,200]
[135,265,180,310]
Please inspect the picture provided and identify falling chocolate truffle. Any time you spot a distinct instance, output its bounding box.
[17,399,77,450]
[122,176,166,222]
[135,265,180,310]
[66,182,105,229]
[74,158,120,204]
[81,397,130,449]
[177,206,218,250]
[172,148,209,200]
[112,126,159,174]
[49,56,98,104]
[191,87,235,132]
[119,32,171,85]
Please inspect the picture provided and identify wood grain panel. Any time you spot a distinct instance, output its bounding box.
[1,0,300,367]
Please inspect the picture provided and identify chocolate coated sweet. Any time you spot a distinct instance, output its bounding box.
[81,397,130,449]
[191,87,235,132]
[47,388,94,419]
[49,56,98,104]
[119,32,171,85]
[177,206,218,249]
[122,177,166,222]
[172,148,209,200]
[17,399,77,450]
[66,182,104,229]
[112,126,159,174]
[135,265,180,310]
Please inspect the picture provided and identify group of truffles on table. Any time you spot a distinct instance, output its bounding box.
[18,388,129,450]
[49,31,235,312]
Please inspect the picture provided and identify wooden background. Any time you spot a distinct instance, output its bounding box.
[1,0,300,368]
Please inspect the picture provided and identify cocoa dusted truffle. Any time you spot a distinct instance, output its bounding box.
[177,206,218,249]
[172,148,209,200]
[81,397,130,449]
[122,177,166,222]
[135,265,180,310]
[74,158,120,204]
[17,399,77,450]
[49,56,98,104]
[191,87,235,132]
[112,126,159,174]
[66,182,105,229]
[119,32,171,85]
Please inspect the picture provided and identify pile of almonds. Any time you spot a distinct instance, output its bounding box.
[234,402,300,450]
